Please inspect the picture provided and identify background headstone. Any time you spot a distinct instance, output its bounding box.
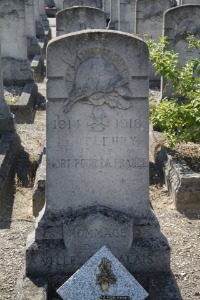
[0,0,33,85]
[162,5,200,95]
[57,246,149,300]
[135,0,174,85]
[102,0,111,20]
[119,0,136,33]
[25,0,41,59]
[56,6,107,36]
[63,0,102,9]
[34,0,45,36]
[135,0,174,41]
[26,30,170,278]
[109,0,120,30]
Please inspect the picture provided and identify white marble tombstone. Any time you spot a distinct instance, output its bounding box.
[26,30,170,279]
[0,0,33,85]
[56,6,107,36]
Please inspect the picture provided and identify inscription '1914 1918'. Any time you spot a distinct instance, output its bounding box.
[53,117,141,130]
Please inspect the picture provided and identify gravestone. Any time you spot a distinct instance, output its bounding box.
[162,5,200,95]
[135,0,176,84]
[56,6,107,36]
[34,0,45,36]
[54,0,64,10]
[102,0,111,20]
[136,0,175,41]
[0,42,15,133]
[119,0,136,33]
[0,0,33,85]
[63,0,102,9]
[39,0,51,38]
[26,30,170,279]
[57,246,148,300]
[25,0,41,59]
[109,0,120,30]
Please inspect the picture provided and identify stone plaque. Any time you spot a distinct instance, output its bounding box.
[57,246,149,300]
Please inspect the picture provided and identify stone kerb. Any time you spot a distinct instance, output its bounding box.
[162,5,200,96]
[56,6,107,36]
[0,0,33,85]
[26,30,170,278]
[63,0,102,9]
[0,41,15,133]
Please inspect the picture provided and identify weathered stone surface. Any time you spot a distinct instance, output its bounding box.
[57,246,149,300]
[180,0,200,3]
[63,0,102,9]
[56,6,107,36]
[26,30,170,278]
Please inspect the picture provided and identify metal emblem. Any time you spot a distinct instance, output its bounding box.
[97,257,117,292]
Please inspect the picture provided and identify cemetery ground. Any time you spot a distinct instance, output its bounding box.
[0,84,199,299]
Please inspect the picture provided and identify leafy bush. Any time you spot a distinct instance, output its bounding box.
[146,36,200,147]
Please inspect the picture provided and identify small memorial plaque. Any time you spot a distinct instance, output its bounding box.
[57,246,148,300]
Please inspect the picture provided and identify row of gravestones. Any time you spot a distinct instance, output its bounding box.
[53,0,200,88]
[0,0,50,95]
[0,1,50,210]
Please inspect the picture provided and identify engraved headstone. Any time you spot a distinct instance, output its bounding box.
[0,0,33,85]
[63,0,102,9]
[26,30,169,278]
[57,246,148,300]
[162,5,200,95]
[56,6,107,36]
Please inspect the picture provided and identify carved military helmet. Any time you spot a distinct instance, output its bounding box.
[63,57,133,112]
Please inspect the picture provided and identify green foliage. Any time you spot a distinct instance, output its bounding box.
[146,36,200,147]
